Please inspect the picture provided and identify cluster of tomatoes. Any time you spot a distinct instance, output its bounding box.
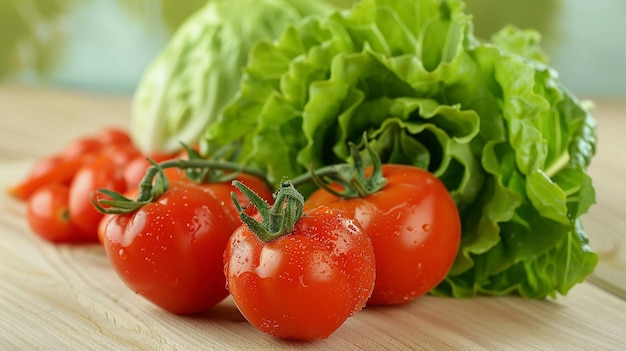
[9,127,180,243]
[9,127,461,341]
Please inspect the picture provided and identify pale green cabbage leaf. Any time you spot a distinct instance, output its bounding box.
[130,0,334,153]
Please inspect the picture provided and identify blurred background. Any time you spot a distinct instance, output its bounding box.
[0,0,624,100]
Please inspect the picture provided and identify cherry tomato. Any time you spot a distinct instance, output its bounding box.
[224,205,376,340]
[100,180,240,314]
[95,127,132,145]
[100,143,142,169]
[69,155,127,240]
[27,154,66,181]
[9,155,90,201]
[26,183,83,243]
[207,173,274,218]
[122,152,178,190]
[61,137,103,160]
[97,188,139,245]
[97,213,115,245]
[306,165,461,305]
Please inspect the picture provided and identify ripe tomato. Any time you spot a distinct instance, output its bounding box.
[9,154,91,201]
[224,202,376,340]
[27,154,66,181]
[95,127,132,145]
[122,152,179,190]
[209,173,274,218]
[61,137,103,160]
[69,155,127,240]
[100,143,142,169]
[26,183,83,243]
[306,165,461,305]
[100,180,240,314]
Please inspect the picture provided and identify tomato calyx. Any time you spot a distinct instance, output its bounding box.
[232,179,304,243]
[294,134,387,199]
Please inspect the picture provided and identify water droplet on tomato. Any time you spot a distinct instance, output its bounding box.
[406,226,414,232]
[118,249,127,261]
[422,224,431,232]
[298,275,309,288]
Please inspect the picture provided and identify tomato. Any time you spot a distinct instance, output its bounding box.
[97,187,140,245]
[69,155,127,240]
[95,127,132,145]
[209,173,274,218]
[9,155,90,201]
[224,182,376,340]
[100,143,142,169]
[97,213,115,245]
[26,183,83,243]
[27,154,66,181]
[100,180,240,314]
[122,152,178,190]
[61,137,103,160]
[306,165,461,305]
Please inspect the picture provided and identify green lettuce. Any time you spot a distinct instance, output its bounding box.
[130,0,334,153]
[203,0,598,298]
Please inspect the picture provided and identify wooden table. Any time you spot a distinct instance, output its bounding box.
[1,85,625,350]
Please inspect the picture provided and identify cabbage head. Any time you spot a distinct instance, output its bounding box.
[130,0,334,153]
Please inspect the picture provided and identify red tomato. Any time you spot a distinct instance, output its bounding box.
[69,155,127,240]
[100,180,240,314]
[100,143,142,169]
[95,127,132,145]
[61,137,103,160]
[97,188,140,245]
[97,213,115,245]
[121,158,147,191]
[224,205,376,340]
[306,165,461,305]
[27,154,66,181]
[122,153,178,190]
[9,155,90,201]
[208,173,274,218]
[26,183,83,243]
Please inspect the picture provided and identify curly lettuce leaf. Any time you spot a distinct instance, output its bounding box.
[203,0,598,298]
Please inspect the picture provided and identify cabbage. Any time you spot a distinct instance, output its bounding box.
[130,0,334,153]
[203,0,598,298]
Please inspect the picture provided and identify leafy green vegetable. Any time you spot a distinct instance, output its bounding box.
[130,0,334,153]
[203,0,598,298]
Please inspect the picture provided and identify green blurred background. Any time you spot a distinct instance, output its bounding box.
[1,0,624,100]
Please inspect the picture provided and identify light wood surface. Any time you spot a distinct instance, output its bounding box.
[1,85,625,350]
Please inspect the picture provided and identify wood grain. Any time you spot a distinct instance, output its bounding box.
[583,101,626,299]
[1,85,625,350]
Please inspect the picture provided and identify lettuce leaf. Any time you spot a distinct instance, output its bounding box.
[203,0,598,298]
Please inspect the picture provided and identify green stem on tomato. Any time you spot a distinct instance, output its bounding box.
[291,133,387,199]
[136,158,271,201]
[91,157,271,215]
[231,178,304,243]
